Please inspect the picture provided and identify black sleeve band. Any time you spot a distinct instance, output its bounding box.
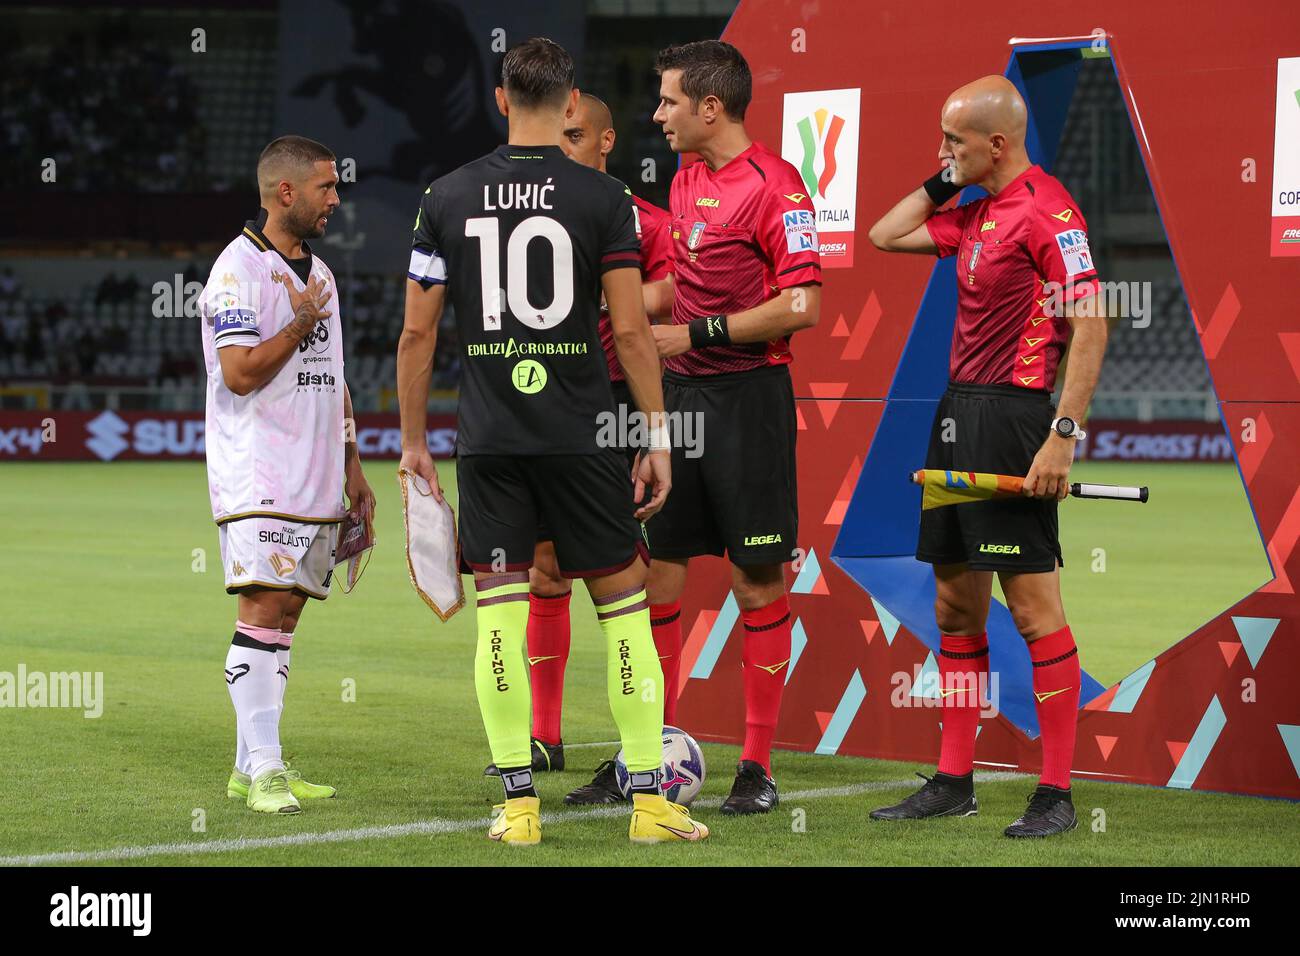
[922,168,962,206]
[688,314,731,349]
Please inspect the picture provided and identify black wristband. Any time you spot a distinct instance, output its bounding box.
[688,314,730,349]
[922,168,962,206]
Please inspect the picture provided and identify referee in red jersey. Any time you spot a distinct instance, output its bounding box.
[868,76,1108,837]
[569,40,821,814]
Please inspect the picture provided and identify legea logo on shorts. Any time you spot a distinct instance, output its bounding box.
[979,543,1021,555]
[512,359,547,394]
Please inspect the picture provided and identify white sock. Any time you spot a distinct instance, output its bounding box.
[234,636,293,774]
[277,635,292,715]
[226,622,284,780]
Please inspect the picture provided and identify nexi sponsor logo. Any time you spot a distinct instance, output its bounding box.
[782,208,818,254]
[781,88,860,267]
[1271,58,1300,256]
[49,886,151,936]
[85,411,205,460]
[1053,228,1094,276]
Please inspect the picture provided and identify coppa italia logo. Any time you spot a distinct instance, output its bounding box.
[782,88,860,267]
[795,108,846,199]
[1270,57,1300,256]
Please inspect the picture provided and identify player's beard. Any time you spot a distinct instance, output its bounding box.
[290,203,329,240]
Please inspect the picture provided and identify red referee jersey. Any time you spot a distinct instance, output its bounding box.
[925,164,1100,391]
[666,141,823,376]
[601,193,672,382]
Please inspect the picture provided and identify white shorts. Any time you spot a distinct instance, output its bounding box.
[219,518,340,600]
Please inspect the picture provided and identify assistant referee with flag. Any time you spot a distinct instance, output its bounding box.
[867,75,1108,838]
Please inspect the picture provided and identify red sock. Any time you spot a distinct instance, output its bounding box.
[650,601,683,727]
[1029,625,1081,789]
[937,632,988,777]
[740,594,792,774]
[526,591,571,745]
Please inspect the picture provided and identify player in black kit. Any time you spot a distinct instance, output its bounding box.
[395,37,707,846]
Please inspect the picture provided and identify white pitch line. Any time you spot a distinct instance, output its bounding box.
[0,771,1026,867]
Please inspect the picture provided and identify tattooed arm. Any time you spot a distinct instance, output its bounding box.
[218,274,331,396]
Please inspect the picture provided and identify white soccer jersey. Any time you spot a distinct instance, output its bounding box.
[201,216,346,526]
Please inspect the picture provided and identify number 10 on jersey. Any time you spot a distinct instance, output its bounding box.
[465,216,574,331]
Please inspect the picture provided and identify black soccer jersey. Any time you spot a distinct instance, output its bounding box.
[409,144,641,456]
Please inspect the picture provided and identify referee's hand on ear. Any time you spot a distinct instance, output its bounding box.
[1023,434,1075,501]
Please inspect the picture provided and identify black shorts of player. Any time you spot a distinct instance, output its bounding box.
[458,451,648,579]
[647,364,798,566]
[536,381,641,545]
[916,381,1062,574]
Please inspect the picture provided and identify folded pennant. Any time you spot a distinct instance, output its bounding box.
[399,469,466,622]
[911,469,1025,510]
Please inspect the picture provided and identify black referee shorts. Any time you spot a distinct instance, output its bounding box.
[916,381,1062,574]
[458,451,648,579]
[646,364,798,566]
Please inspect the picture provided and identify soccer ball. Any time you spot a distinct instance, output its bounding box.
[614,726,706,806]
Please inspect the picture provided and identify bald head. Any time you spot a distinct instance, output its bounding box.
[579,93,612,132]
[937,76,1031,193]
[562,92,616,171]
[943,75,1026,141]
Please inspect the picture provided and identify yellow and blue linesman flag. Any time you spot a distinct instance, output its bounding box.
[911,469,1026,510]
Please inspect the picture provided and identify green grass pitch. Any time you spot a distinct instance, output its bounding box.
[0,460,1294,866]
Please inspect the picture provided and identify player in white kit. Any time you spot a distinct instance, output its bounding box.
[201,136,376,813]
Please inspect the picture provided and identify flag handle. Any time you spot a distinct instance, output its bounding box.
[1069,482,1149,502]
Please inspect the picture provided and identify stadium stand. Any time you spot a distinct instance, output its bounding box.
[0,13,1212,423]
[0,268,460,411]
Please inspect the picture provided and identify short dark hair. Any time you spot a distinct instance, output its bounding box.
[257,135,335,190]
[501,37,575,111]
[655,40,752,120]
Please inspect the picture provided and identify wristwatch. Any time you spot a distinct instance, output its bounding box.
[1051,416,1087,441]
